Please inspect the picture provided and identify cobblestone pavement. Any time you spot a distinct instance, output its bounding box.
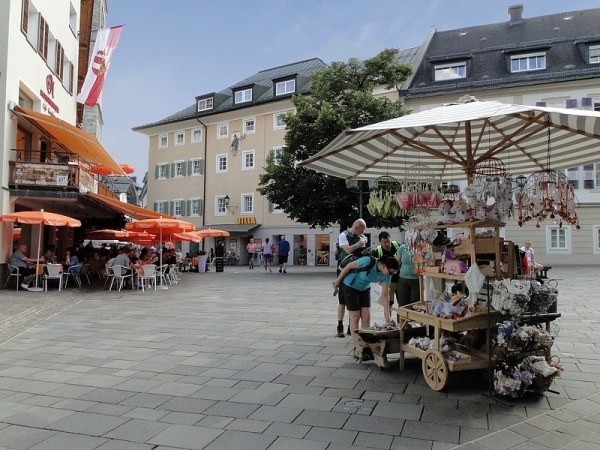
[0,264,597,450]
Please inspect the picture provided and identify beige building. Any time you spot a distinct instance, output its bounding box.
[134,59,343,266]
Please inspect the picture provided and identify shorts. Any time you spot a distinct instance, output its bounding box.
[278,255,288,264]
[341,284,371,311]
[263,254,273,263]
[248,252,255,260]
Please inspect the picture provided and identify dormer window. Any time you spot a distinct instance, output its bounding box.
[197,97,213,112]
[590,45,600,64]
[275,79,295,96]
[510,52,546,72]
[235,88,252,104]
[434,62,466,81]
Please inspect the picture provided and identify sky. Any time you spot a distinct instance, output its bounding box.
[99,0,599,181]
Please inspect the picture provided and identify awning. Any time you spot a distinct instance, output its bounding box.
[197,224,260,233]
[86,191,173,220]
[12,106,125,175]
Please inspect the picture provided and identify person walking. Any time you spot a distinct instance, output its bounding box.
[336,219,369,338]
[373,231,401,308]
[246,238,256,270]
[262,238,273,273]
[277,235,290,273]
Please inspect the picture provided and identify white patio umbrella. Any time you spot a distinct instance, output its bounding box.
[299,96,600,182]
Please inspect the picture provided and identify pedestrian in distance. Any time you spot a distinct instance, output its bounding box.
[246,238,256,269]
[262,238,274,273]
[277,235,290,273]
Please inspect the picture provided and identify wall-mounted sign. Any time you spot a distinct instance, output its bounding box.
[13,163,69,186]
[236,216,257,225]
[40,74,59,115]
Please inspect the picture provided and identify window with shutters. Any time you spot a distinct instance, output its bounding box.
[190,158,204,176]
[69,2,77,36]
[174,161,184,177]
[156,163,169,179]
[189,198,202,216]
[155,201,168,214]
[173,199,184,216]
[21,0,29,35]
[242,150,255,171]
[216,154,227,173]
[191,128,202,143]
[64,60,74,93]
[158,134,168,148]
[583,164,595,189]
[271,147,283,166]
[241,194,254,214]
[38,15,49,60]
[566,167,579,189]
[55,41,64,81]
[174,131,184,146]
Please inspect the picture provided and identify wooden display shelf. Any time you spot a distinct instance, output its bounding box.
[395,303,501,333]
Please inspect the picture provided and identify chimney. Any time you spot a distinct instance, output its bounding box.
[508,4,524,25]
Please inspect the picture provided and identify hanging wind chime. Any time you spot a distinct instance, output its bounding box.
[514,117,579,229]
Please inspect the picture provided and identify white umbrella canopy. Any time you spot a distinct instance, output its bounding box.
[299,97,600,182]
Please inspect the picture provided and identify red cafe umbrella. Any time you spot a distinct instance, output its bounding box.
[90,165,114,176]
[86,229,155,241]
[0,210,81,291]
[119,164,135,174]
[195,229,230,238]
[125,218,194,288]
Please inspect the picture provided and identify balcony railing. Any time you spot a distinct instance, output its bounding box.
[9,149,118,199]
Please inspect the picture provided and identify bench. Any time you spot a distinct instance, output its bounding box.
[536,266,552,280]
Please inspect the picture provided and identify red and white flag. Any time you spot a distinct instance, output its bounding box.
[77,25,123,106]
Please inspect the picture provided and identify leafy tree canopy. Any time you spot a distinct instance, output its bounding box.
[258,48,412,230]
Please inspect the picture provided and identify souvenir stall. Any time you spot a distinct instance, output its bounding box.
[299,97,600,391]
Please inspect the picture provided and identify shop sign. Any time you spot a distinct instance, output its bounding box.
[40,74,59,115]
[236,216,257,225]
[13,163,69,186]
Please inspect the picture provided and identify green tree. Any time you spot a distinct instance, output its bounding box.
[258,49,412,230]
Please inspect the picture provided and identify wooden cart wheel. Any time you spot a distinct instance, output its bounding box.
[422,349,448,391]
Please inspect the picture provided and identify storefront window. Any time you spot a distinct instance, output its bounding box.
[316,234,330,266]
[293,235,307,265]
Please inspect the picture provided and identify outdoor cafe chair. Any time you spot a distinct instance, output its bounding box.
[63,264,82,288]
[79,263,91,284]
[43,263,63,291]
[87,260,103,280]
[4,264,21,290]
[138,264,157,292]
[103,265,115,289]
[155,264,169,287]
[109,265,134,292]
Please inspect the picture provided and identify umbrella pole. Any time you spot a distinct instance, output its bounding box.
[28,222,44,292]
[157,227,168,290]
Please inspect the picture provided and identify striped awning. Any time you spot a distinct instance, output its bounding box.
[299,98,600,182]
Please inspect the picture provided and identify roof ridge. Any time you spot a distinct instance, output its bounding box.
[257,57,325,74]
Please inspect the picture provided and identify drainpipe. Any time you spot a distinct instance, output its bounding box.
[196,115,207,251]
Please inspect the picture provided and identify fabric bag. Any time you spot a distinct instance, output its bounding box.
[371,282,384,306]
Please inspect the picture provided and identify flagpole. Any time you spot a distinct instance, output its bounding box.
[157,224,168,290]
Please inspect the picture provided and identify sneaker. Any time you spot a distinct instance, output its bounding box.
[336,324,344,338]
[283,270,287,274]
[269,268,272,273]
[279,269,282,273]
[249,266,251,270]
[20,283,29,291]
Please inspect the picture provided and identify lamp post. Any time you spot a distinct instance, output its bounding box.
[345,180,371,219]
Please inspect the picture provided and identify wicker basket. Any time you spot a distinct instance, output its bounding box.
[491,285,529,316]
[528,280,558,313]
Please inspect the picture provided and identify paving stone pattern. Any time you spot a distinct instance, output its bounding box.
[0,264,598,449]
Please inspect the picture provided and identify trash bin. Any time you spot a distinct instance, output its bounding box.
[215,257,224,273]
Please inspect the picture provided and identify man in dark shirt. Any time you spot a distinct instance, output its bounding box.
[277,235,290,273]
[373,231,401,308]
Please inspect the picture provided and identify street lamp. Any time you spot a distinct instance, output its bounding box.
[345,180,371,219]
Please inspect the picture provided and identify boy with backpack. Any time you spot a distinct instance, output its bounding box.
[332,255,399,359]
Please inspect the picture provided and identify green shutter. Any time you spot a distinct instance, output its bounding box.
[169,201,174,215]
[187,200,192,215]
[180,201,186,216]
[170,163,175,177]
[155,165,159,179]
[199,159,204,174]
[188,160,193,174]
[153,201,158,212]
[199,199,203,215]
[268,201,273,212]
